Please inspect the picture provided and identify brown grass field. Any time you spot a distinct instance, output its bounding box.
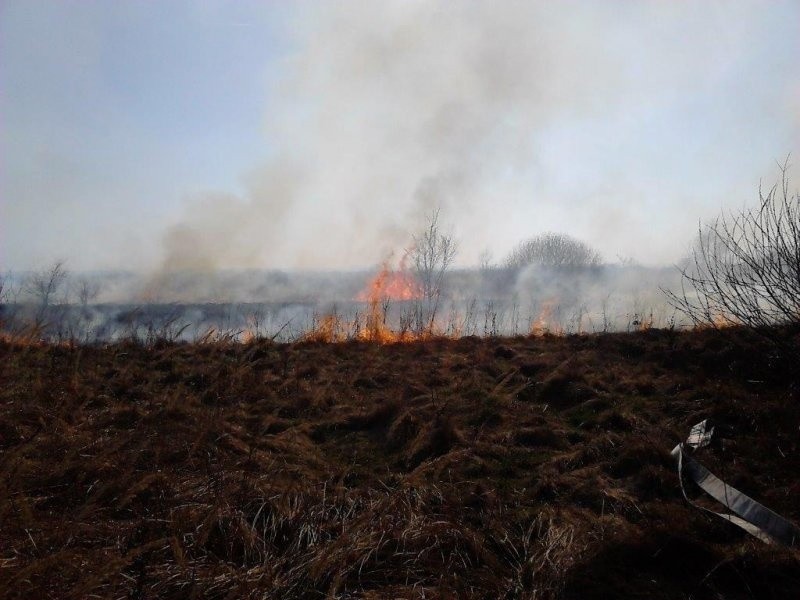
[1,328,799,598]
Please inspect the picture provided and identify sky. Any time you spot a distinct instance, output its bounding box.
[1,0,799,272]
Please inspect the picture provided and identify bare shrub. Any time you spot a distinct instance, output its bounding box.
[412,209,458,332]
[665,161,799,337]
[75,277,101,307]
[25,262,68,308]
[0,274,8,333]
[505,233,602,269]
[23,261,69,334]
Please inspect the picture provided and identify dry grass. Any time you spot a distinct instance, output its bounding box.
[1,327,799,598]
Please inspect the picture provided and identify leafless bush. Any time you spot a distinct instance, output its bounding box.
[75,277,101,307]
[0,273,7,308]
[505,233,602,269]
[0,274,8,333]
[412,209,458,332]
[25,262,68,308]
[665,161,799,338]
[23,261,69,334]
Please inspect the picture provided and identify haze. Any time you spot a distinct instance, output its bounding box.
[2,0,799,272]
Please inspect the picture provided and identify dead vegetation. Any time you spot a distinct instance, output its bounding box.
[1,328,799,598]
[666,163,800,360]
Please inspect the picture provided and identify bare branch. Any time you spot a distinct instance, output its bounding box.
[664,161,800,347]
[412,209,458,332]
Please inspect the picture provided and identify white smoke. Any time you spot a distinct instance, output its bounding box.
[158,0,798,271]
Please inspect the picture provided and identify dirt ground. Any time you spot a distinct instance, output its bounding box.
[1,328,799,598]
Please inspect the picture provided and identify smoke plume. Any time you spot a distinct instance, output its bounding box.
[159,0,799,272]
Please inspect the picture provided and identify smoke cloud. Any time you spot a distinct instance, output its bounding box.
[159,1,798,272]
[3,1,797,273]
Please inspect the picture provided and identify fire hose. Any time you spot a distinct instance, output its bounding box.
[672,419,799,547]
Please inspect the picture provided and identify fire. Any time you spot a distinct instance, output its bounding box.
[530,300,561,336]
[704,312,735,329]
[304,314,348,343]
[302,306,421,344]
[355,259,424,343]
[302,258,427,344]
[355,260,422,303]
[631,312,654,332]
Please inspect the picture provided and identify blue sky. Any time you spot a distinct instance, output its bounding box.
[2,1,291,268]
[2,1,799,271]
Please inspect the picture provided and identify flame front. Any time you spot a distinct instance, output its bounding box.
[356,261,422,342]
[355,261,422,303]
[303,260,426,344]
[530,300,560,336]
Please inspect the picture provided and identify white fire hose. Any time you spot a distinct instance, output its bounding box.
[672,419,798,547]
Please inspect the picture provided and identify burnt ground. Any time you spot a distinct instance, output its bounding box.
[1,328,799,598]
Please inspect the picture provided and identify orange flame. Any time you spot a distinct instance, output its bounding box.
[300,257,429,344]
[699,312,734,329]
[632,312,654,332]
[303,314,348,343]
[530,300,561,336]
[355,257,424,343]
[355,259,422,303]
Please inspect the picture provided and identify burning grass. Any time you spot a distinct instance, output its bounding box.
[355,260,423,304]
[303,260,433,344]
[1,328,799,598]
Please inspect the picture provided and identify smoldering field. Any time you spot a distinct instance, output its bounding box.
[0,263,685,343]
[5,1,797,343]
